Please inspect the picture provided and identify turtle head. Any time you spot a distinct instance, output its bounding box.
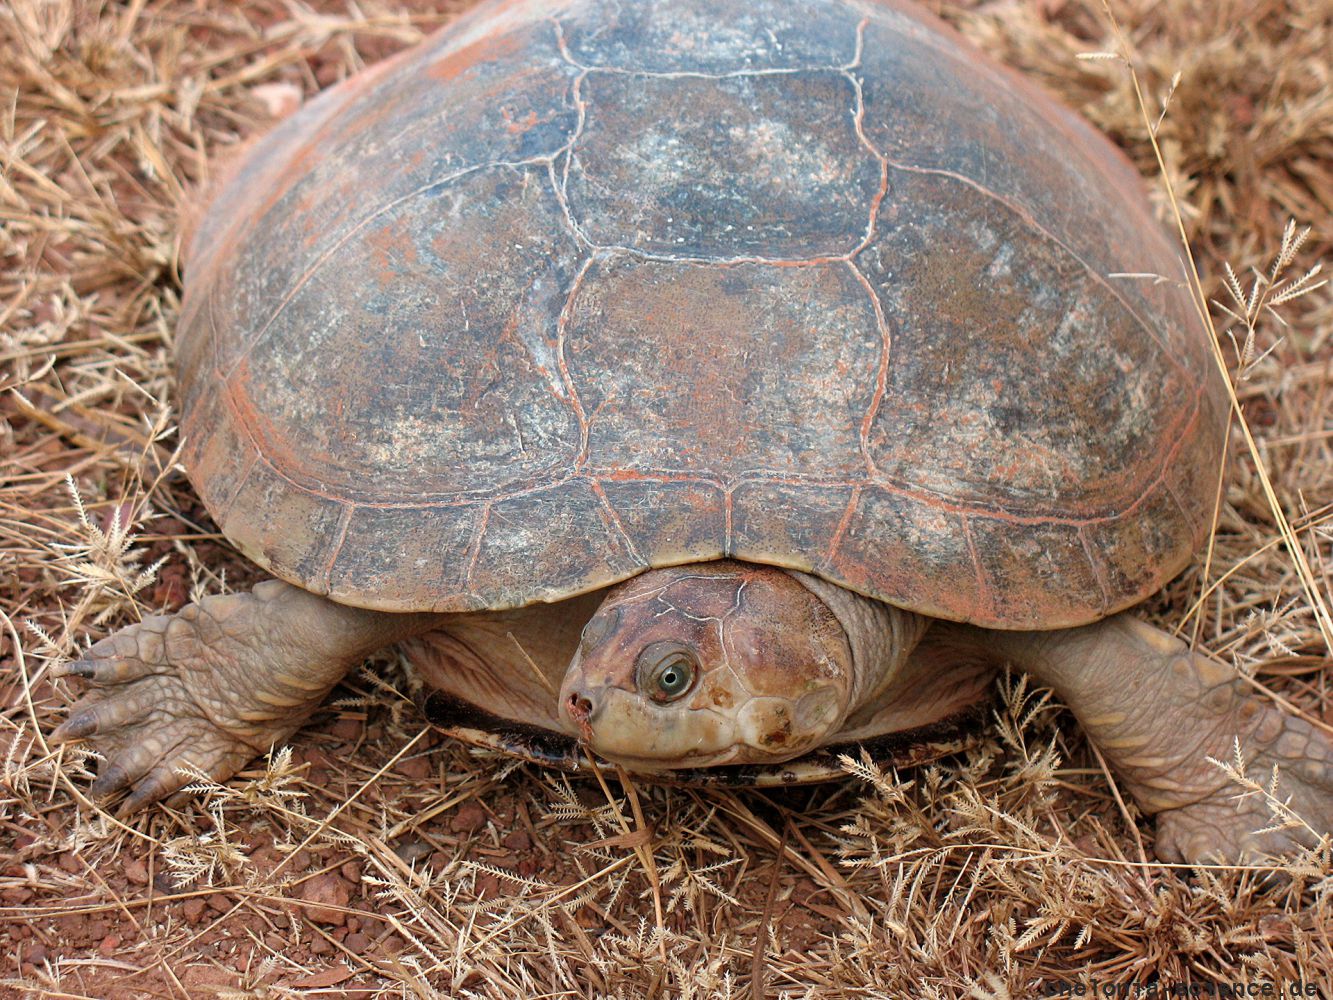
[558,561,854,770]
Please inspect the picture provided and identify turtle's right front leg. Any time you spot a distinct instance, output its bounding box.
[51,580,443,813]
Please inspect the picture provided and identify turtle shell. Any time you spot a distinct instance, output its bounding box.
[176,0,1228,630]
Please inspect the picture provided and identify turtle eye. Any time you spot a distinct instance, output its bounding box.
[635,643,698,703]
[580,606,619,652]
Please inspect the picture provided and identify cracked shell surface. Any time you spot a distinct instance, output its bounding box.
[177,0,1228,629]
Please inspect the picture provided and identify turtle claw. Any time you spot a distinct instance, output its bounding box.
[51,582,361,813]
[51,708,102,742]
[54,659,98,680]
[52,580,413,813]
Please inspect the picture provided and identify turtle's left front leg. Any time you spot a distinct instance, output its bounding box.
[927,616,1333,863]
[51,580,444,813]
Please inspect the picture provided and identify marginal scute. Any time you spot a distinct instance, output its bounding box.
[567,71,881,258]
[828,489,982,622]
[468,483,644,606]
[966,517,1107,628]
[219,459,347,589]
[595,479,728,567]
[1086,485,1197,606]
[180,385,255,524]
[732,483,857,569]
[560,0,858,72]
[326,505,483,611]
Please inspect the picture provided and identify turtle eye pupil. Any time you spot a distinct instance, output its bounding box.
[651,655,695,701]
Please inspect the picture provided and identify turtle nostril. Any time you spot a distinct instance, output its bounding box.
[566,690,596,743]
[566,691,593,724]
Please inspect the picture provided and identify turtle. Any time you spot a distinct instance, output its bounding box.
[51,0,1333,864]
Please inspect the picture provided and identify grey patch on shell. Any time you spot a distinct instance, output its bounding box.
[566,71,881,259]
[560,0,858,74]
[228,165,584,503]
[204,22,581,376]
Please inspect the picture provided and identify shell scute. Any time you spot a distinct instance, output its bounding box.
[568,258,880,479]
[857,167,1191,516]
[201,22,581,377]
[567,71,881,258]
[228,163,583,504]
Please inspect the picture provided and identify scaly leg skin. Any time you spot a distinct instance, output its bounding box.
[51,580,443,814]
[929,615,1333,864]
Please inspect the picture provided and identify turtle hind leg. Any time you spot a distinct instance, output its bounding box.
[52,579,441,814]
[931,615,1333,864]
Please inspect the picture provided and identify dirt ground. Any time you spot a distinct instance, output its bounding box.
[2,0,1331,996]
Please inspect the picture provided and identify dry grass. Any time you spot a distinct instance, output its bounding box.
[2,0,1331,995]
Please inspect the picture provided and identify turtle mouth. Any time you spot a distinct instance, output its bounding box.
[585,744,747,772]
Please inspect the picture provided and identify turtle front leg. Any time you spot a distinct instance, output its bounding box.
[929,616,1333,863]
[52,580,443,814]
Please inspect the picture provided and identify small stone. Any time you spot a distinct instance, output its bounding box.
[98,934,121,957]
[58,853,81,875]
[502,830,531,852]
[574,906,605,930]
[309,935,333,955]
[330,718,362,741]
[250,81,303,118]
[394,840,430,864]
[340,860,361,884]
[450,801,487,834]
[344,931,370,952]
[182,897,208,923]
[394,756,433,780]
[299,872,354,926]
[207,892,231,914]
[25,944,46,965]
[123,857,149,885]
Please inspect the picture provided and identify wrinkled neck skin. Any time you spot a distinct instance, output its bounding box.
[558,560,925,770]
[790,570,930,714]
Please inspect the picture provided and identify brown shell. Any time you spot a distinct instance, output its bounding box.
[176,0,1228,630]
